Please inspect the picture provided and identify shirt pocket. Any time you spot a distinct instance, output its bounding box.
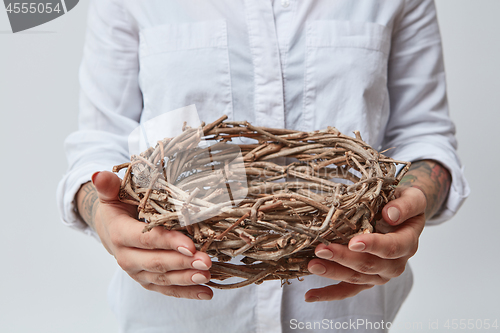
[303,20,391,146]
[138,20,233,123]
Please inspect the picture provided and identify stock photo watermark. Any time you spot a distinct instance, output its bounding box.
[3,0,79,32]
[289,318,499,331]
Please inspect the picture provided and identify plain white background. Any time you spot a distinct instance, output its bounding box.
[0,1,498,332]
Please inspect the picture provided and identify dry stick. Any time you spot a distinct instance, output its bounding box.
[260,173,287,182]
[157,179,213,208]
[138,172,161,211]
[207,262,282,290]
[350,155,370,179]
[123,180,141,201]
[243,142,268,161]
[346,176,397,192]
[244,239,307,261]
[245,122,303,147]
[148,137,170,164]
[233,234,273,256]
[250,193,329,224]
[158,140,167,181]
[149,200,170,214]
[162,127,199,159]
[136,155,156,170]
[113,162,130,173]
[247,181,334,196]
[295,188,326,203]
[277,132,309,140]
[215,212,250,241]
[296,148,346,161]
[319,138,373,160]
[209,262,261,280]
[205,239,247,251]
[276,222,330,245]
[215,201,285,241]
[312,155,348,170]
[261,143,325,160]
[287,169,339,189]
[224,122,300,135]
[239,144,261,150]
[200,236,214,252]
[203,114,229,134]
[119,160,139,188]
[252,143,283,160]
[258,127,301,135]
[185,187,200,204]
[300,147,347,154]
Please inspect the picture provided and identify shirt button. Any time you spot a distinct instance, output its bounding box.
[281,0,290,8]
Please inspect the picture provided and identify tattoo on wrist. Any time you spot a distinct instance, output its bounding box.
[78,182,99,230]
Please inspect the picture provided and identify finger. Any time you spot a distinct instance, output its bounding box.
[133,269,211,287]
[382,187,427,226]
[314,243,402,276]
[110,217,200,255]
[305,282,373,302]
[92,171,137,219]
[92,171,121,202]
[308,258,389,285]
[347,215,425,259]
[144,284,214,300]
[117,248,212,274]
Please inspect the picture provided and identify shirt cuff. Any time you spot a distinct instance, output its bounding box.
[389,141,470,225]
[56,163,110,242]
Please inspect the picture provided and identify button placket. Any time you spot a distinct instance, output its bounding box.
[272,0,296,128]
[244,0,285,129]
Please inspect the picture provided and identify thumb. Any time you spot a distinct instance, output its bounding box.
[92,171,121,202]
[382,187,427,226]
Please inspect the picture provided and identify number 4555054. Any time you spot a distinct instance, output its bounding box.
[6,3,62,14]
[444,319,498,330]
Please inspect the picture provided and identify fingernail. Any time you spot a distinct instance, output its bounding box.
[305,296,319,303]
[192,273,209,284]
[308,264,326,275]
[316,249,333,259]
[349,242,366,252]
[91,171,100,185]
[197,292,212,300]
[349,242,365,252]
[192,260,209,270]
[177,246,194,257]
[388,207,400,223]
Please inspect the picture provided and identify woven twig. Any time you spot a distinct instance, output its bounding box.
[113,115,410,289]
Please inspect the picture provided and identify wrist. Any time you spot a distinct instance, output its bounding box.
[76,181,100,231]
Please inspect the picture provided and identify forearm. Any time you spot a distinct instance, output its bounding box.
[76,181,99,231]
[398,159,451,219]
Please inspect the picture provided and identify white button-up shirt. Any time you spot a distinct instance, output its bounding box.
[57,0,469,332]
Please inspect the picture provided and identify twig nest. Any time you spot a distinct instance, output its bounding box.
[113,115,410,289]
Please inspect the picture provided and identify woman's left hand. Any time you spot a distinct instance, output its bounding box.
[305,187,426,302]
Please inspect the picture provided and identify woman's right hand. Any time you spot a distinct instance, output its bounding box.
[77,171,213,300]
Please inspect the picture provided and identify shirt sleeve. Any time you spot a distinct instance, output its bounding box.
[56,0,142,238]
[382,0,470,225]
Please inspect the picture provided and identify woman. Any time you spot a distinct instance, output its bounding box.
[57,0,469,332]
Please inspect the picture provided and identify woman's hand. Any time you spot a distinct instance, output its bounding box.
[77,171,213,300]
[305,187,425,302]
[305,160,451,302]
